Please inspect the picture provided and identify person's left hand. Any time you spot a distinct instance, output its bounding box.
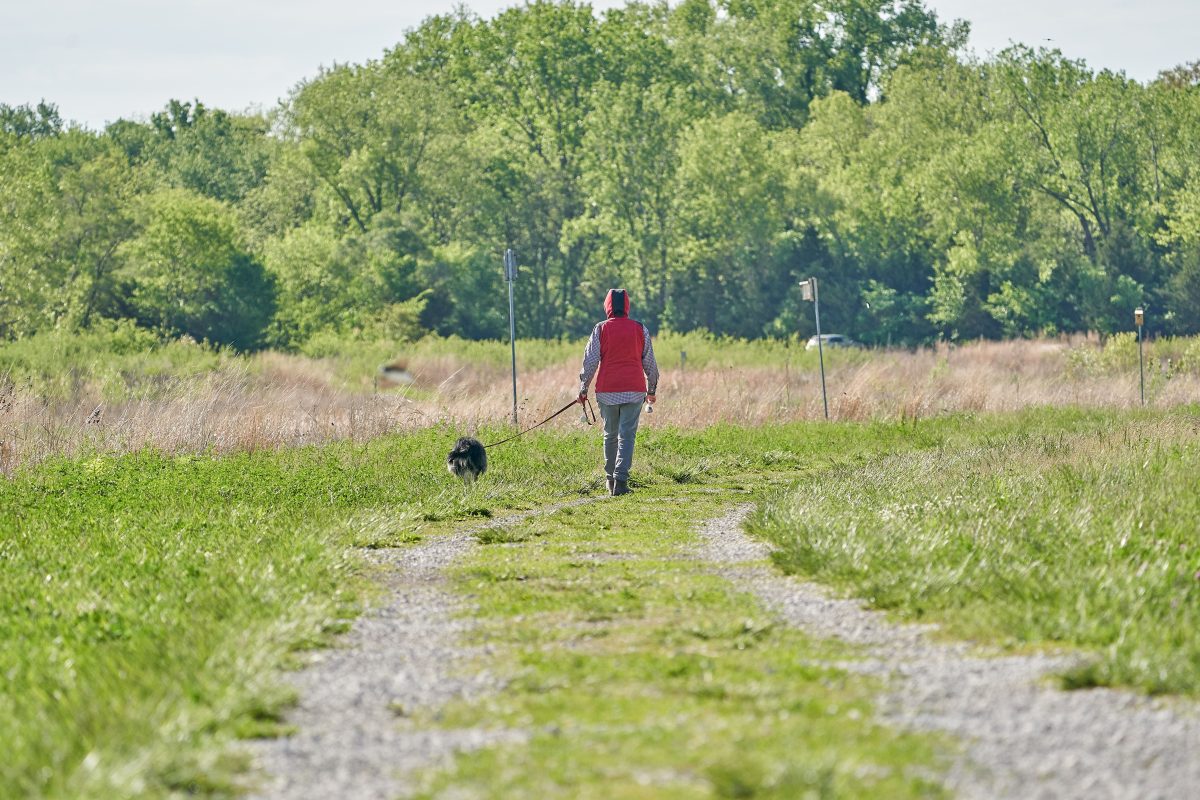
[647,394,656,404]
[577,391,587,404]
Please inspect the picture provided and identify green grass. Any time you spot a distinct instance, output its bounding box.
[0,411,1074,797]
[8,406,1200,797]
[410,479,947,799]
[0,327,878,401]
[291,329,870,393]
[0,425,620,799]
[1067,332,1200,376]
[0,419,936,798]
[398,330,870,372]
[7,325,1200,406]
[0,321,238,401]
[651,332,872,371]
[751,406,1200,695]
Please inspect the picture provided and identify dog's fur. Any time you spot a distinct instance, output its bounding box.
[447,436,487,483]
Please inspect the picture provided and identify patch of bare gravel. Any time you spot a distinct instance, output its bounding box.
[245,497,598,800]
[695,505,1200,800]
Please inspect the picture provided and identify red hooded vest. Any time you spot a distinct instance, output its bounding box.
[596,289,647,393]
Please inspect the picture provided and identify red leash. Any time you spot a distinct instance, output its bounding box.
[484,398,597,449]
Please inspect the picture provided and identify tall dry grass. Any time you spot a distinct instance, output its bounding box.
[435,338,1200,431]
[0,372,422,476]
[2,337,1197,473]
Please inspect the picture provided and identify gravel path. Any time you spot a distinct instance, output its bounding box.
[695,505,1200,800]
[245,498,597,800]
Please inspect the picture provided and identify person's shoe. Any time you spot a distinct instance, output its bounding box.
[606,477,615,494]
[613,479,631,496]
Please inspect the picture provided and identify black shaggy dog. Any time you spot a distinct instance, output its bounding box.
[447,436,487,483]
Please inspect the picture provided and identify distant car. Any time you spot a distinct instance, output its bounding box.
[805,334,859,351]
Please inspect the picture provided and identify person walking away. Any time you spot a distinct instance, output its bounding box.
[577,289,659,496]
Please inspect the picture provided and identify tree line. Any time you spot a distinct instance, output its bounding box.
[2,0,1199,351]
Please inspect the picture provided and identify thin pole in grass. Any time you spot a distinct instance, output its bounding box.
[784,337,791,408]
[504,248,519,427]
[799,277,829,419]
[1135,306,1145,406]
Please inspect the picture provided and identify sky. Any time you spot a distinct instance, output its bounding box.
[1,1,1197,131]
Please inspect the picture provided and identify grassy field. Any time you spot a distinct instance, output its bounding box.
[5,322,1200,796]
[5,326,1200,401]
[0,425,617,799]
[5,327,1200,473]
[0,326,835,399]
[411,482,946,799]
[752,407,1200,695]
[0,419,919,799]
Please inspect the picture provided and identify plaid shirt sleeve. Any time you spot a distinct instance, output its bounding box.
[642,324,659,394]
[578,324,602,394]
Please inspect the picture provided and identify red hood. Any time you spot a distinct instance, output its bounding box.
[604,289,630,318]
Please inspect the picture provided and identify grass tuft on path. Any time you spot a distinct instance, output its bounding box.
[12,406,1197,797]
[411,485,948,799]
[751,407,1200,695]
[0,427,608,799]
[0,420,931,798]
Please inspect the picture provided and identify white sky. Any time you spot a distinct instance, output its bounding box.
[1,1,1197,131]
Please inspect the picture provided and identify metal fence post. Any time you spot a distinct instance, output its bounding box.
[799,277,829,420]
[504,249,518,427]
[1135,306,1145,407]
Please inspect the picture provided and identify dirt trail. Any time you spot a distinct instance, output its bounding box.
[245,498,597,800]
[246,500,1200,799]
[695,505,1200,800]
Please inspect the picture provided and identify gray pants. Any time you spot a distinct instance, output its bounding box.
[599,401,643,482]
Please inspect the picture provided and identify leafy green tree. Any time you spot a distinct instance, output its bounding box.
[571,80,692,329]
[0,131,141,336]
[0,137,58,336]
[875,57,1054,338]
[1154,174,1200,333]
[262,212,427,348]
[438,1,610,336]
[430,1,703,335]
[796,88,939,342]
[668,112,798,335]
[1145,75,1200,332]
[121,189,274,349]
[1163,244,1200,334]
[0,101,63,144]
[237,146,322,250]
[107,100,276,203]
[671,0,956,129]
[417,243,510,339]
[991,48,1159,331]
[259,222,347,345]
[285,60,456,233]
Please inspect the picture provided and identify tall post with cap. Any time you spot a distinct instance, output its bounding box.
[1135,306,1145,407]
[504,248,519,427]
[799,277,829,419]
